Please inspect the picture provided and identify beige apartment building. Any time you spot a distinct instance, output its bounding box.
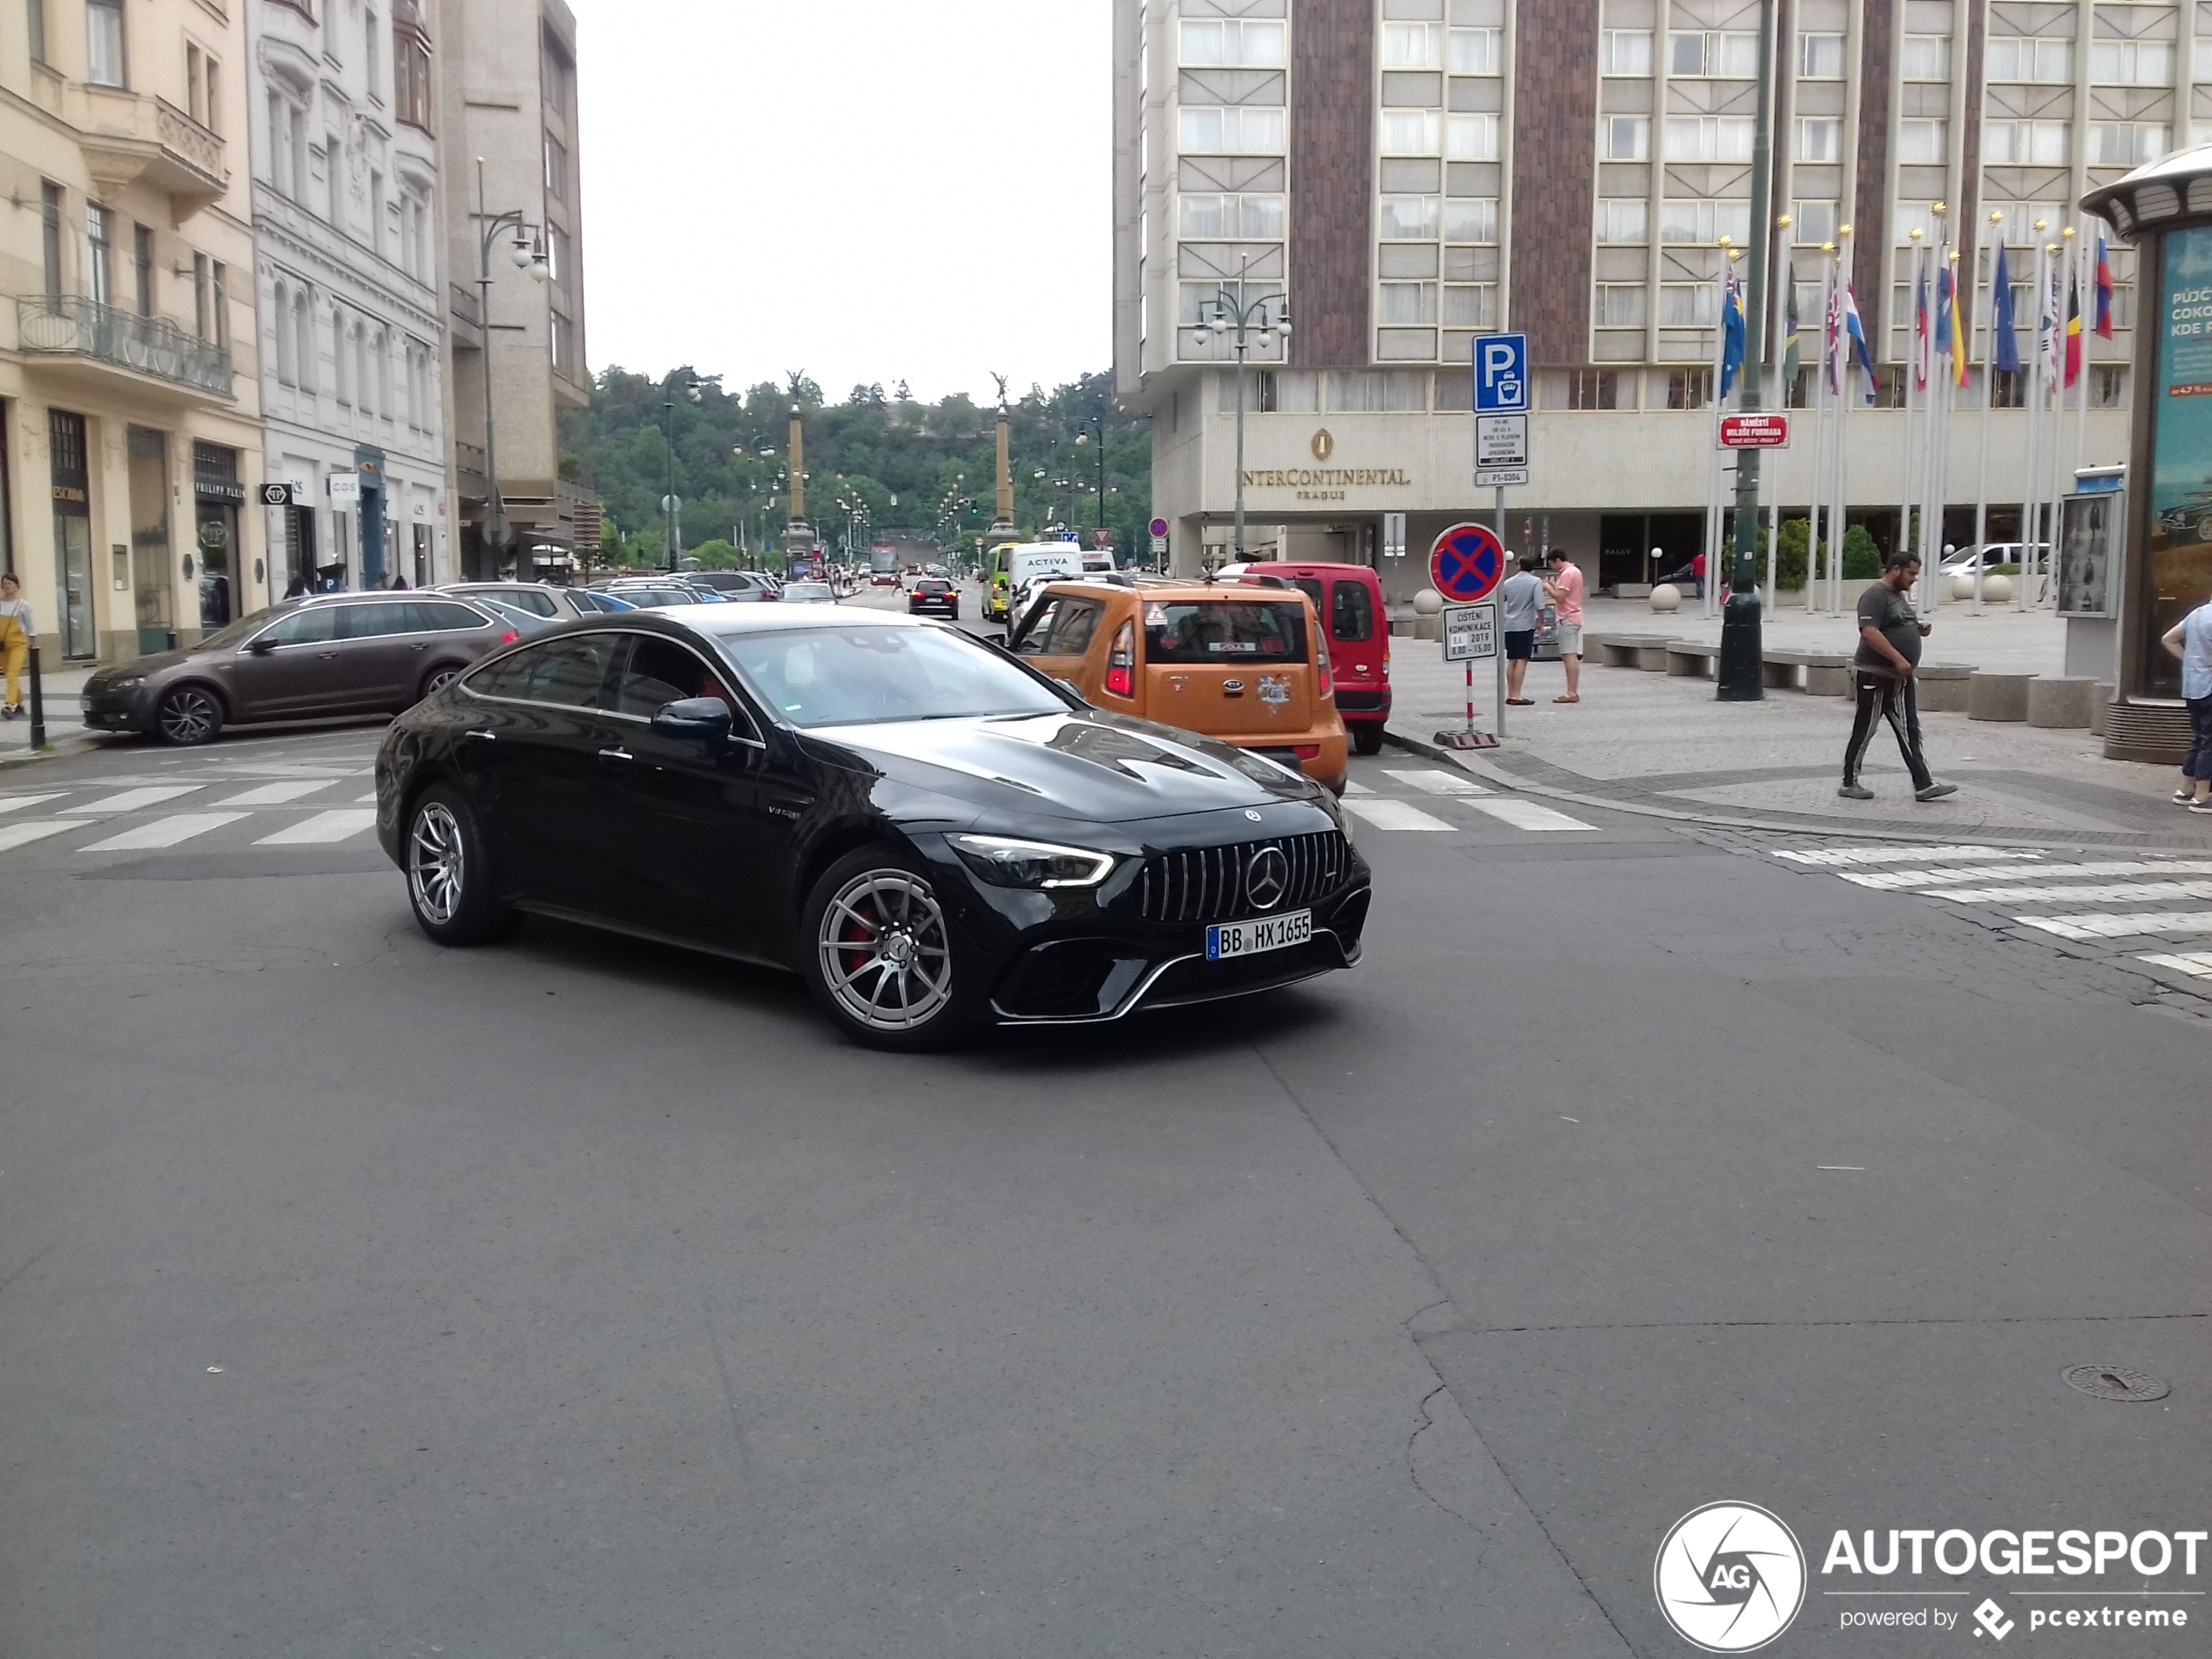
[432,0,588,580]
[3,0,265,663]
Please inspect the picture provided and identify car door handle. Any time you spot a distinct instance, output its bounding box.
[598,747,634,763]
[410,642,429,651]
[463,729,497,742]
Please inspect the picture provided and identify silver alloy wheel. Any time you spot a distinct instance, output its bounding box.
[423,666,461,697]
[409,800,465,927]
[158,688,219,745]
[817,868,954,1031]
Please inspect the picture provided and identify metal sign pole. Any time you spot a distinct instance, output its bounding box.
[1494,482,1508,739]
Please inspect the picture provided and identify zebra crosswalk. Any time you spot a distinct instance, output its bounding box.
[1343,765,1600,834]
[0,766,382,860]
[1770,841,2212,982]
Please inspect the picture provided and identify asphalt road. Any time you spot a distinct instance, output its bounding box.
[2,596,2207,1656]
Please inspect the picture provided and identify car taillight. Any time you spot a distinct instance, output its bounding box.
[1294,744,1320,759]
[1316,631,1334,695]
[1382,642,1392,678]
[1104,618,1136,698]
[498,630,518,644]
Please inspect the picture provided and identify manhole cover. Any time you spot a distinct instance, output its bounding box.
[2061,1365,2170,1402]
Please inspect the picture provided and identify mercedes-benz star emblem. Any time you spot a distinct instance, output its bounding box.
[1246,846,1290,911]
[1244,808,1264,822]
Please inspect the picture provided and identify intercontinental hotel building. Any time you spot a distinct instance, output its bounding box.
[1110,0,2168,594]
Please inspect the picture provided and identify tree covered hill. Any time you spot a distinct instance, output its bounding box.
[560,368,1154,567]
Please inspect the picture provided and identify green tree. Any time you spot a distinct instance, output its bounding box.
[1842,523,1881,580]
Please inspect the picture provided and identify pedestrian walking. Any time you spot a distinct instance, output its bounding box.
[1541,550,1584,703]
[1840,552,1956,802]
[0,573,31,720]
[2161,598,2212,811]
[1498,555,1544,705]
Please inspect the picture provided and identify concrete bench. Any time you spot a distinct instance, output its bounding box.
[1588,633,1676,669]
[2027,675,2101,729]
[1665,641,1723,678]
[1764,649,1853,696]
[1969,671,2036,722]
[1914,663,1973,713]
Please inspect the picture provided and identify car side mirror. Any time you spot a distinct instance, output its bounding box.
[246,637,276,655]
[652,697,734,745]
[1053,677,1092,707]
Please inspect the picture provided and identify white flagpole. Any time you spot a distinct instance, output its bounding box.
[1808,246,1831,614]
[2076,224,2094,469]
[1768,226,1792,610]
[2044,234,2067,606]
[1972,213,1998,617]
[2021,230,2048,612]
[1900,233,1923,598]
[1933,244,1959,611]
[1832,231,1852,617]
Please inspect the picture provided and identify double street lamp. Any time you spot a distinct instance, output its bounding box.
[661,374,703,572]
[471,158,549,576]
[1190,264,1290,563]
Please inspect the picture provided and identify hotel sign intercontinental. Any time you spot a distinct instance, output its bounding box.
[1239,467,1414,502]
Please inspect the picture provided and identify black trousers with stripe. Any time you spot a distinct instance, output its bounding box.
[1843,671,1933,791]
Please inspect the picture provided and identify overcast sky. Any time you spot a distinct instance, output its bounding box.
[570,0,1112,406]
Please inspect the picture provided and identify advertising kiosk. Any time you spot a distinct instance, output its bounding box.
[2085,148,2212,763]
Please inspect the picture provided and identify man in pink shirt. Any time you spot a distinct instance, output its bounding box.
[1542,550,1585,703]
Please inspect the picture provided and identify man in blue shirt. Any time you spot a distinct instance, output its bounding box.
[1497,555,1545,706]
[2161,599,2212,811]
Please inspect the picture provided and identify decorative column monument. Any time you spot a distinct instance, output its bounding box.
[785,407,813,557]
[988,373,1016,543]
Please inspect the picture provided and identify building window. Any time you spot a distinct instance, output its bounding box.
[212,261,229,348]
[395,33,433,130]
[1659,199,1751,245]
[2091,122,2171,165]
[132,223,152,314]
[1446,113,1499,160]
[1900,35,1951,80]
[1798,32,1844,78]
[1666,368,1714,409]
[1601,30,1652,76]
[2091,39,2173,86]
[1669,31,1758,78]
[1596,198,1649,244]
[1381,22,1441,71]
[1443,198,1497,243]
[192,252,209,337]
[86,0,126,86]
[1796,118,1842,161]
[1595,285,1647,327]
[293,291,315,393]
[1603,117,1650,160]
[364,9,381,100]
[326,135,344,227]
[273,281,295,384]
[2197,37,2212,82]
[1666,117,1755,161]
[1448,28,1500,73]
[40,182,63,296]
[1892,201,1937,243]
[1440,284,1495,328]
[1983,121,2069,166]
[1989,368,2025,408]
[84,205,113,307]
[1380,111,1441,154]
[1377,196,1440,239]
[1178,193,1284,239]
[1178,18,1284,68]
[1792,199,1838,243]
[1659,283,1718,326]
[551,311,576,378]
[1986,36,2072,84]
[1568,370,1622,411]
[1896,119,1947,163]
[544,133,568,202]
[28,0,45,64]
[333,313,351,404]
[1378,282,1437,325]
[1177,107,1285,154]
[2093,366,2128,408]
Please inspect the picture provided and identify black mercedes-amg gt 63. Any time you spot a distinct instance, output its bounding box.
[374,607,1369,1049]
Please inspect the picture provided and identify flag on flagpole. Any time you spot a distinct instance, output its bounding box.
[1946,260,1969,387]
[2040,262,2062,395]
[1783,258,1801,383]
[1720,264,1747,397]
[1843,282,1876,401]
[2065,262,2083,386]
[1933,264,1953,369]
[1913,265,1932,390]
[1993,242,2021,375]
[2094,230,2114,339]
[1825,280,1844,397]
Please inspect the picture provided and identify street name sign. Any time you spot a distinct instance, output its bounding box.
[1473,333,1528,412]
[1429,522,1507,604]
[1717,413,1791,449]
[1475,414,1530,488]
[1383,512,1406,558]
[1442,601,1498,663]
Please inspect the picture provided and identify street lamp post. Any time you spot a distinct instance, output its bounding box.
[662,374,702,573]
[1192,261,1290,563]
[1075,417,1108,551]
[1716,0,1777,700]
[472,158,549,578]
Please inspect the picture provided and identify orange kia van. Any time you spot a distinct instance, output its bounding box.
[1008,579,1349,793]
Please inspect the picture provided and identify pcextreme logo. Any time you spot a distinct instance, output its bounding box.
[1655,1502,1810,1653]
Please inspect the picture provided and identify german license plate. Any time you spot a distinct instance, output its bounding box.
[1206,909,1312,961]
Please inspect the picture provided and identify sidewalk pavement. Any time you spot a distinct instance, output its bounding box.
[1577,592,2069,675]
[1388,597,2199,846]
[0,664,96,762]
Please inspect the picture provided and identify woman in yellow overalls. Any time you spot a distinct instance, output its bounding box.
[0,572,32,719]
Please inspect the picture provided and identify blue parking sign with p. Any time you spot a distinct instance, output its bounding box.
[1474,333,1527,413]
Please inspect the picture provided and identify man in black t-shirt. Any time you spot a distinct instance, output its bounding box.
[1840,553,1958,802]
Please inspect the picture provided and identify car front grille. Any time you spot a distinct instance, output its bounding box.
[1135,829,1349,925]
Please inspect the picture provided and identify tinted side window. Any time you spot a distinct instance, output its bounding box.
[1331,580,1374,642]
[611,636,745,722]
[415,601,490,632]
[347,601,418,638]
[509,590,561,617]
[462,645,541,699]
[1047,597,1104,655]
[1010,597,1062,656]
[522,636,619,708]
[1288,577,1325,610]
[260,607,341,646]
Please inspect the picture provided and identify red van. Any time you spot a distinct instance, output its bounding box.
[1238,562,1390,754]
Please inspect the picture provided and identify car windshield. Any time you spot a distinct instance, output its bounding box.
[784,583,833,600]
[198,607,285,651]
[718,624,1066,727]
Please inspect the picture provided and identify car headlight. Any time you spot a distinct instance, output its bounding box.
[106,676,145,691]
[949,833,1117,889]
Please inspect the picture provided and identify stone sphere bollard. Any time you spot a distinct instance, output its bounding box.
[1413,588,1444,616]
[1649,583,1683,613]
[1980,573,2014,604]
[1950,571,1979,601]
